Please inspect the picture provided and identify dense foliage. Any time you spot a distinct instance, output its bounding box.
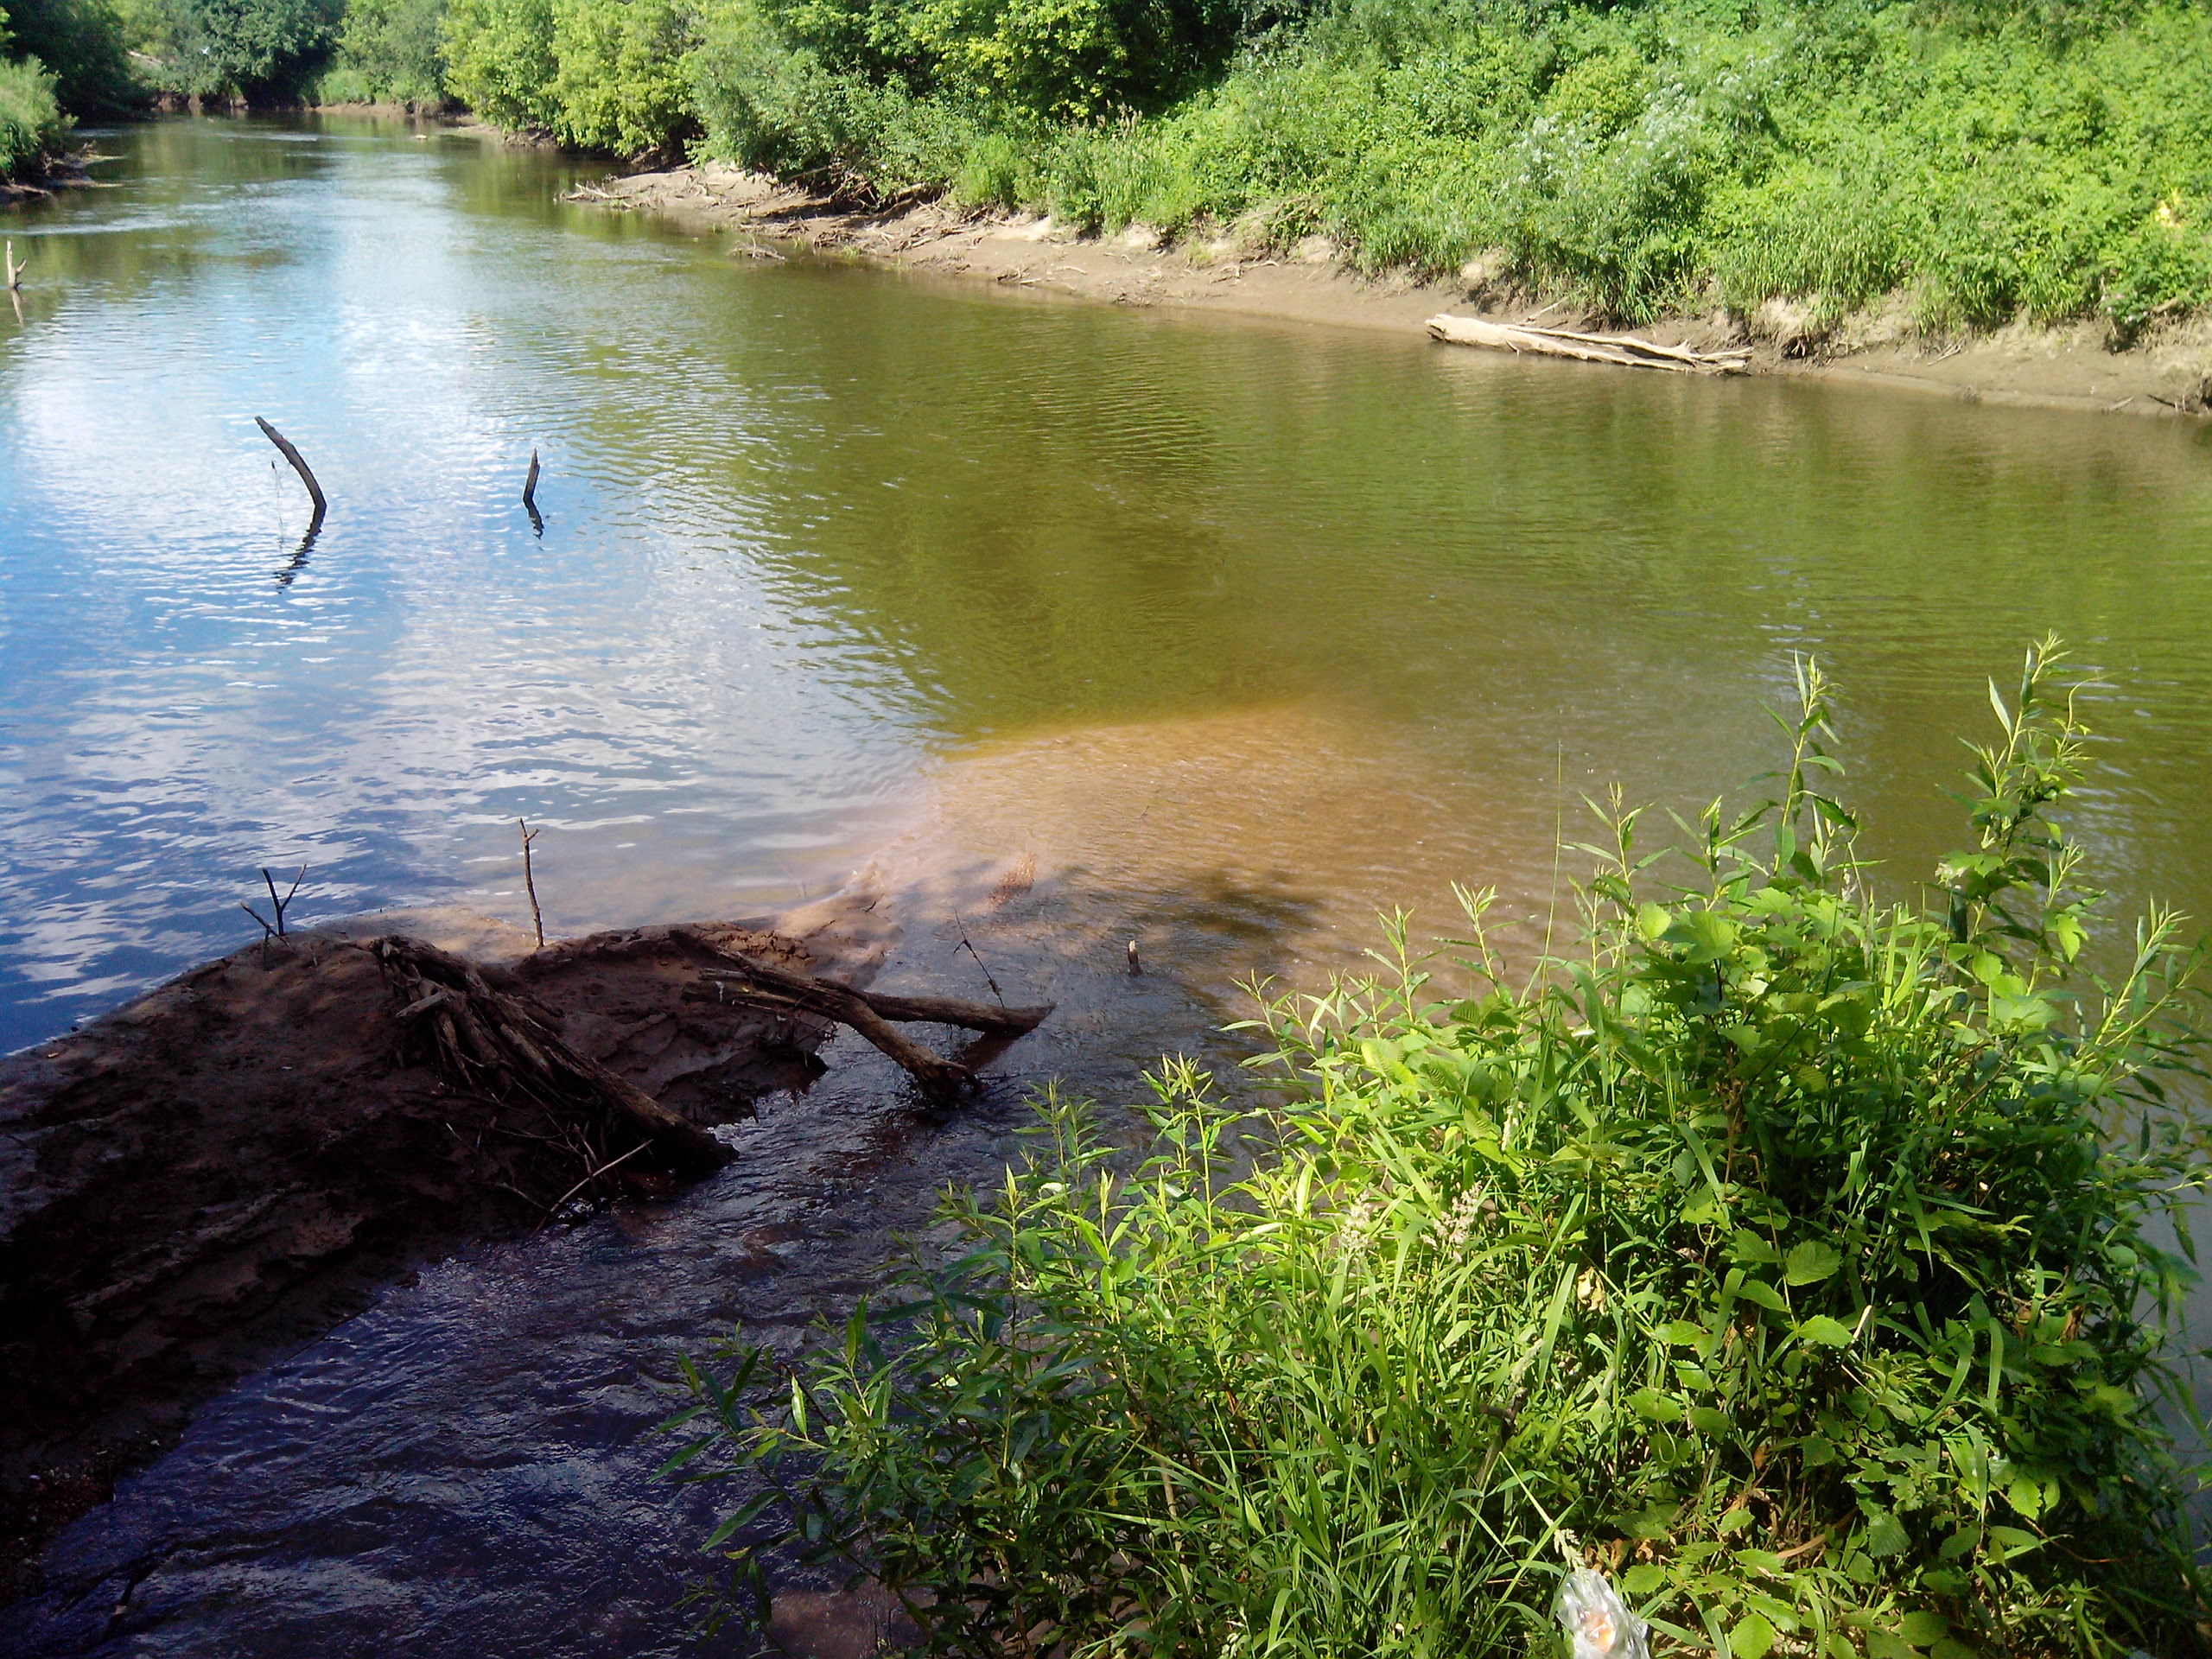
[680,0,2212,330]
[320,0,447,105]
[0,49,67,177]
[669,644,2212,1659]
[2,0,134,111]
[20,0,2212,334]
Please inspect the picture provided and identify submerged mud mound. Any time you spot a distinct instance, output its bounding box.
[0,909,877,1600]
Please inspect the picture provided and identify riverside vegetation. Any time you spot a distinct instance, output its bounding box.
[10,0,2212,338]
[665,643,2212,1659]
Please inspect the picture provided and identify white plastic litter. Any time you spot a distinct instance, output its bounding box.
[1554,1566,1650,1659]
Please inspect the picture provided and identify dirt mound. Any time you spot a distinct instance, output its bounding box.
[0,907,880,1600]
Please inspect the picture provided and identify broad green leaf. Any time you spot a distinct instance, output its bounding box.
[1736,1277,1786,1312]
[1730,1613,1776,1659]
[1784,1240,1843,1285]
[1898,1611,1949,1647]
[1862,1509,1909,1557]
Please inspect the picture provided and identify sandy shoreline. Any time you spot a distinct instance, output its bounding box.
[581,162,2212,420]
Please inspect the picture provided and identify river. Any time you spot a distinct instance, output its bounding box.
[3,116,2212,1655]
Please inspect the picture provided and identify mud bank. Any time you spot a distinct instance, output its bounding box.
[0,898,893,1599]
[581,163,2212,420]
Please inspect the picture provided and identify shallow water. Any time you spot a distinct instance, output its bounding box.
[6,117,2212,1653]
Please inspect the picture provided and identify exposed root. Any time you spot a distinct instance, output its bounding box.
[373,935,733,1179]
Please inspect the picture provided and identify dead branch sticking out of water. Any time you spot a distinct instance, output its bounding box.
[696,944,1051,1103]
[518,819,545,947]
[375,934,733,1177]
[255,416,328,531]
[4,240,23,291]
[523,448,543,535]
[1427,314,1751,374]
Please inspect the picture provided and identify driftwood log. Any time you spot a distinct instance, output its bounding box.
[692,942,1052,1103]
[375,934,732,1177]
[1427,313,1751,374]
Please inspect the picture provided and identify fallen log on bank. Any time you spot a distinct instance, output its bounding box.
[375,934,733,1176]
[693,942,1052,1103]
[1427,313,1751,374]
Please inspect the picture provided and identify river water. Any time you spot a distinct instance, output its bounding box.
[5,117,2212,1654]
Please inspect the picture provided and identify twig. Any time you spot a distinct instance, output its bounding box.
[519,819,544,948]
[951,912,1006,1007]
[537,1139,652,1227]
[262,865,305,936]
[255,418,327,531]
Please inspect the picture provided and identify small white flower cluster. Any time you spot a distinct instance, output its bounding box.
[1333,1190,1389,1255]
[1435,1184,1496,1252]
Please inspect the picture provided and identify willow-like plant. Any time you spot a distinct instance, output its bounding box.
[666,639,2210,1659]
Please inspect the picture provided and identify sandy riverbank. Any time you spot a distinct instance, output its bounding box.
[581,162,2212,420]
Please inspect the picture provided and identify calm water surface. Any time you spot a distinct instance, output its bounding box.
[5,118,2212,1655]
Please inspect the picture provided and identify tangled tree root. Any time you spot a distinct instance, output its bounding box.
[373,934,733,1180]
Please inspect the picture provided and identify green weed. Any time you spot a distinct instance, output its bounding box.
[669,641,2212,1659]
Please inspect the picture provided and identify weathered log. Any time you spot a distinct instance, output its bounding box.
[1427,313,1751,374]
[373,934,731,1175]
[693,944,1052,1103]
[256,416,328,529]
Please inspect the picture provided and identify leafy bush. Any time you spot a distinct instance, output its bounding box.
[443,0,693,151]
[319,0,448,105]
[442,0,556,126]
[0,52,67,178]
[1,0,137,112]
[671,643,2212,1659]
[142,0,343,98]
[548,0,692,153]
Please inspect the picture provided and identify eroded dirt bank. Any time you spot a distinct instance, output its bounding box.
[581,162,2212,419]
[0,898,890,1600]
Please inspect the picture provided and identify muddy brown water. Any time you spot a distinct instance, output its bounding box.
[5,115,2212,1653]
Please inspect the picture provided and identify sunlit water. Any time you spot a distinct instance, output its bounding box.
[6,117,2212,1654]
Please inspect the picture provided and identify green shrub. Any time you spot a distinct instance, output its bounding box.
[321,0,448,105]
[442,0,555,126]
[1,0,137,112]
[548,0,692,152]
[671,643,2212,1659]
[0,52,67,178]
[145,0,343,98]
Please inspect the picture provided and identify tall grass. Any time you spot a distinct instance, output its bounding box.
[669,642,2212,1659]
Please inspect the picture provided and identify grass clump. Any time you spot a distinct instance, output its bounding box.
[669,641,2212,1659]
